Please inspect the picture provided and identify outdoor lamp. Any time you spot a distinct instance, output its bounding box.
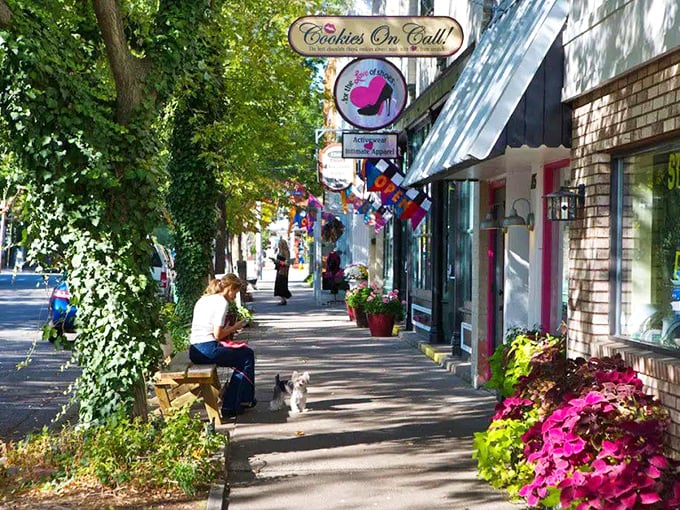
[502,198,534,230]
[544,184,585,221]
[479,202,504,230]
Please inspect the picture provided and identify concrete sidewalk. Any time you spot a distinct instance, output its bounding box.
[216,268,522,510]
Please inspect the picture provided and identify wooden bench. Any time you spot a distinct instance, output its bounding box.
[153,350,222,426]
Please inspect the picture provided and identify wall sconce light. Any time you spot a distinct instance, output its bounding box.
[502,198,534,230]
[544,184,585,221]
[479,202,504,230]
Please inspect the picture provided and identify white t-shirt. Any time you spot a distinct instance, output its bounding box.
[190,294,228,345]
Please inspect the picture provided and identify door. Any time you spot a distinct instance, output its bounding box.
[487,185,506,371]
[442,183,457,347]
[541,161,571,333]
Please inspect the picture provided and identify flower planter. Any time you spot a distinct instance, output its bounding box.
[346,303,356,321]
[354,307,369,328]
[367,313,395,337]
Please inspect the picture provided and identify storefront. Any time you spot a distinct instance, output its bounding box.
[402,0,571,386]
[562,0,680,458]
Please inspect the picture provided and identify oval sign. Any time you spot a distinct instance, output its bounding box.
[288,16,464,57]
[334,58,407,131]
[319,142,354,191]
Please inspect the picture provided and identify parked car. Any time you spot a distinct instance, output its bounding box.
[151,242,175,303]
[48,243,175,334]
[47,279,76,334]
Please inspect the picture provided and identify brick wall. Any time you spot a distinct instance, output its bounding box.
[568,48,680,458]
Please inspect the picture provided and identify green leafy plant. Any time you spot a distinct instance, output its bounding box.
[0,406,226,501]
[474,329,680,510]
[473,412,538,499]
[228,301,254,325]
[363,288,405,320]
[344,281,371,309]
[160,303,190,354]
[486,329,563,398]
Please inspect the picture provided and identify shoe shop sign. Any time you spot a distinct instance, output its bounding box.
[334,58,407,131]
[288,16,463,57]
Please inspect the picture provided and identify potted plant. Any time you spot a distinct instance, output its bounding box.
[363,288,405,337]
[344,281,371,327]
[343,263,368,285]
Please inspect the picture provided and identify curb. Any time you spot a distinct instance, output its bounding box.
[400,330,473,383]
[207,435,230,510]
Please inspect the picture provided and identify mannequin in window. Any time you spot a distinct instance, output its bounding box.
[323,250,348,293]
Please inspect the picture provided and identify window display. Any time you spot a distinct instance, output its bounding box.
[616,143,680,351]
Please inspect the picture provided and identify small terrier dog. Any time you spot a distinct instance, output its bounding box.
[269,371,310,413]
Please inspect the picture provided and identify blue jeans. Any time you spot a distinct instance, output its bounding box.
[189,341,255,413]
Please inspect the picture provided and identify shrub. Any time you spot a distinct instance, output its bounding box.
[473,329,680,509]
[0,406,226,500]
[161,303,190,354]
[486,328,563,398]
[518,361,680,509]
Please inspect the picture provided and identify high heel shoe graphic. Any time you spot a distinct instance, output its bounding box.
[357,83,393,116]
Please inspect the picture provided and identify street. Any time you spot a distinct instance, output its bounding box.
[0,272,79,442]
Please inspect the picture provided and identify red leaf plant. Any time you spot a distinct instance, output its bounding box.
[517,362,680,509]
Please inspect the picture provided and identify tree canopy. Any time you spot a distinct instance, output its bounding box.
[0,0,338,425]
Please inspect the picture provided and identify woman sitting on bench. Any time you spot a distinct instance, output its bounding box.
[189,273,256,418]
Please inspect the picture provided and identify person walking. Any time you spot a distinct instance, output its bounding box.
[189,273,256,418]
[273,238,292,305]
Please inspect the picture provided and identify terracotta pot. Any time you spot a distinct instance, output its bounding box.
[354,307,369,328]
[346,303,356,321]
[367,313,395,337]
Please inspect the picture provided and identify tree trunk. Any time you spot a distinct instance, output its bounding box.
[214,191,226,274]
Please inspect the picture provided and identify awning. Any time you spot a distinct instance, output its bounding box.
[402,0,570,187]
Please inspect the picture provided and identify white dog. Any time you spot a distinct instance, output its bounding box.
[269,371,310,413]
[289,371,310,414]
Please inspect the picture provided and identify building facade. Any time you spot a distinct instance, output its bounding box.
[562,0,680,458]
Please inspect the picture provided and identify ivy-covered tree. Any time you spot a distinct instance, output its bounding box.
[166,0,337,315]
[0,0,223,425]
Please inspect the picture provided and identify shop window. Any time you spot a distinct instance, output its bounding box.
[382,220,394,290]
[457,182,473,305]
[614,143,680,353]
[412,209,432,291]
[419,0,433,16]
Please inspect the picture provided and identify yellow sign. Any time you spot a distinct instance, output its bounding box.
[288,16,464,57]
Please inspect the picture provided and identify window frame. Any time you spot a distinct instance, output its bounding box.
[611,142,680,356]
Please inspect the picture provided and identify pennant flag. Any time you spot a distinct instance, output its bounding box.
[356,200,373,216]
[288,207,297,234]
[394,188,420,219]
[363,159,383,190]
[410,197,432,229]
[307,193,323,209]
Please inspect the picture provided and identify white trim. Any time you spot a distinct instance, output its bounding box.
[411,303,432,333]
[460,322,473,354]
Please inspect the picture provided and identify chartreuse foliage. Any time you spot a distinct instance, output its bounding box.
[0,1,218,424]
[0,406,226,499]
[473,330,680,509]
[165,0,341,315]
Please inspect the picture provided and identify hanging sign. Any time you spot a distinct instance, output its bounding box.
[342,132,398,159]
[288,16,463,57]
[334,58,407,131]
[318,143,354,191]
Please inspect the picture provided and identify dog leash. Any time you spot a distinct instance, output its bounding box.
[232,367,254,386]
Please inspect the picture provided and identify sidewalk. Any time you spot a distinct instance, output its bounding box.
[214,267,522,510]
